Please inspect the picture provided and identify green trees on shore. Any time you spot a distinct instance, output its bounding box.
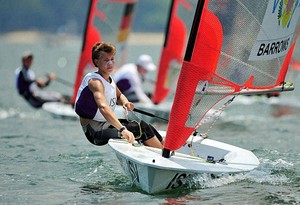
[0,0,169,35]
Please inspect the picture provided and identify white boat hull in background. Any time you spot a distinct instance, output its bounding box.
[42,103,127,120]
[134,102,171,123]
[42,102,78,120]
[108,132,259,194]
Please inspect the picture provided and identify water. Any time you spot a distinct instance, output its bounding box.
[0,32,300,204]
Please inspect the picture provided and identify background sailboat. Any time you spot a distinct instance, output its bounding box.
[109,0,300,194]
[133,0,197,122]
[152,0,196,104]
[42,0,137,119]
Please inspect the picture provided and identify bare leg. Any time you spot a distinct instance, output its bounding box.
[143,136,163,149]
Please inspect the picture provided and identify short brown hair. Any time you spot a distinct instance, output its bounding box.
[92,42,116,66]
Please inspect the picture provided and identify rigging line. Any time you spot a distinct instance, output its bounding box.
[55,76,74,88]
[133,108,169,122]
[197,96,235,138]
[189,96,234,155]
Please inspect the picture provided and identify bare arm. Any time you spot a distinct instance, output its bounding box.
[116,87,134,111]
[36,72,56,88]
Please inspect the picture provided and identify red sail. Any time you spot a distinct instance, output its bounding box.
[71,0,136,103]
[152,0,194,104]
[71,0,100,103]
[165,0,225,150]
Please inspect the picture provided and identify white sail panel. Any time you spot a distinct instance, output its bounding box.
[249,0,300,61]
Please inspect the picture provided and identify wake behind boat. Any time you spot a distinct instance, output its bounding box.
[109,0,300,194]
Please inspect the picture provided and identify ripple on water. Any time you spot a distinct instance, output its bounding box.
[0,134,25,139]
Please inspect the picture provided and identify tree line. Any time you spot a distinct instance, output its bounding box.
[0,0,170,35]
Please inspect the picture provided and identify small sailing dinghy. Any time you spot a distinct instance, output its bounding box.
[109,0,300,194]
[42,0,136,119]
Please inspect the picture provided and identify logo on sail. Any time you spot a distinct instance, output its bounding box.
[277,0,298,28]
[249,0,300,61]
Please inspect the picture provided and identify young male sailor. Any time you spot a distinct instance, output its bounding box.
[15,51,67,108]
[74,42,163,148]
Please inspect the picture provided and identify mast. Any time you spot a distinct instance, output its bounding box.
[81,0,93,54]
[162,0,205,158]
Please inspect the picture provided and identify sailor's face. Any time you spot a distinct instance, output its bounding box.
[97,52,115,73]
[23,57,33,69]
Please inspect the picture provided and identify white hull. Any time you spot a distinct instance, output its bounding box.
[108,132,259,194]
[42,102,78,120]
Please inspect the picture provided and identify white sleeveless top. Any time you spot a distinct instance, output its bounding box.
[75,72,117,122]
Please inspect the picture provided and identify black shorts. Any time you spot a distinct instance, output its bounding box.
[84,119,163,146]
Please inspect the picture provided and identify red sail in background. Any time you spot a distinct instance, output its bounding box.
[71,0,101,103]
[152,0,193,104]
[117,2,136,68]
[290,58,300,71]
[71,0,136,103]
[118,3,135,42]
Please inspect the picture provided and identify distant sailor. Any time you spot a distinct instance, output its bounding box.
[75,42,163,147]
[15,51,66,108]
[113,54,156,104]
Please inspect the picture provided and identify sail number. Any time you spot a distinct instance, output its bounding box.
[165,173,191,190]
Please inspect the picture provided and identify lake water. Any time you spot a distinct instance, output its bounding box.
[0,32,299,204]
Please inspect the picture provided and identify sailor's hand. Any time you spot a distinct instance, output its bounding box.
[123,102,134,111]
[121,129,135,144]
[47,72,57,81]
[35,77,44,86]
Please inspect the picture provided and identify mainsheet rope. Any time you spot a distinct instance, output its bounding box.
[189,96,236,156]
